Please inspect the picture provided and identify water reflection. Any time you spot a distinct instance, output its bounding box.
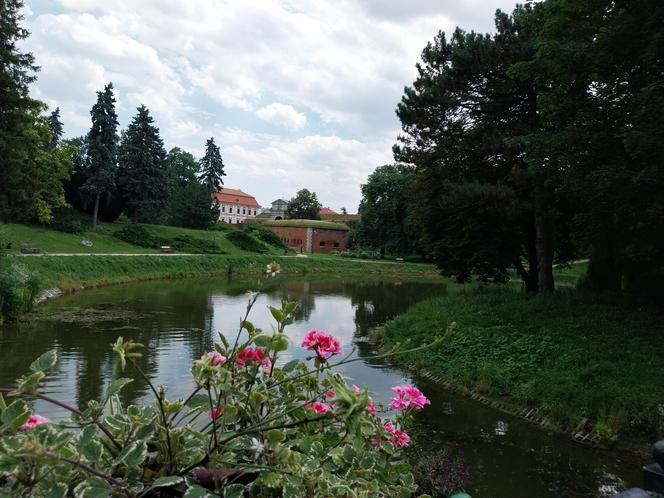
[0,277,643,498]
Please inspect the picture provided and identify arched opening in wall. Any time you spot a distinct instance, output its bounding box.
[274,216,283,220]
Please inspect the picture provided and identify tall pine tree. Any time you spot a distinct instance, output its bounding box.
[83,83,118,229]
[47,107,63,149]
[118,105,167,223]
[199,137,225,193]
[0,0,70,223]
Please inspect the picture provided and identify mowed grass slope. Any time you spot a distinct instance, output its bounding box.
[382,290,664,437]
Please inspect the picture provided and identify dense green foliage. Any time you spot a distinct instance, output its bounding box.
[114,224,223,254]
[392,1,664,298]
[382,291,664,436]
[118,106,168,223]
[285,189,322,220]
[114,224,157,248]
[199,137,225,193]
[226,230,269,253]
[355,165,421,259]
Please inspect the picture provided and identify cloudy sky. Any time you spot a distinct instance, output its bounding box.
[22,0,515,211]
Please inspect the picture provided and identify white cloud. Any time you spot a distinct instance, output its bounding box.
[23,0,516,210]
[256,103,307,130]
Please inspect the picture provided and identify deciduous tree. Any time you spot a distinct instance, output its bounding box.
[286,189,322,220]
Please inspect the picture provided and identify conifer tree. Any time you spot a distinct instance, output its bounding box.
[82,83,118,229]
[47,107,63,149]
[199,137,225,193]
[118,105,167,223]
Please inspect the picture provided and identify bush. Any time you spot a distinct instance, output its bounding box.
[114,224,157,248]
[227,230,269,253]
[340,249,380,260]
[168,235,223,254]
[0,265,40,323]
[244,221,287,248]
[0,269,426,497]
[209,220,237,232]
[51,208,89,234]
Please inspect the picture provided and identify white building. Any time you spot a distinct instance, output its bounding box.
[212,187,261,224]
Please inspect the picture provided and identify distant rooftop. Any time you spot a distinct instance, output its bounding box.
[213,187,261,208]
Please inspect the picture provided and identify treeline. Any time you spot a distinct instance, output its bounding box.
[356,0,664,298]
[1,1,225,230]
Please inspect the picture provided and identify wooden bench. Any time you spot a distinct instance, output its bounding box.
[160,245,172,253]
[19,243,40,254]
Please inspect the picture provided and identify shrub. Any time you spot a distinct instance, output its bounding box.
[0,264,430,497]
[51,208,89,234]
[244,221,287,248]
[227,230,269,253]
[168,235,223,254]
[0,265,40,323]
[114,224,157,248]
[209,220,237,232]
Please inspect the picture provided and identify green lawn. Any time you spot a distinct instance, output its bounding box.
[382,289,664,439]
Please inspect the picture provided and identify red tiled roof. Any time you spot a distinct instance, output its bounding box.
[212,188,261,208]
[320,207,338,215]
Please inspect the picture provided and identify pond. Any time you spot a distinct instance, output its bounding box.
[0,276,642,497]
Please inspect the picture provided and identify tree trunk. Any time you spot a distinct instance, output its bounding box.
[534,201,554,292]
[380,247,385,260]
[92,193,100,230]
[514,260,538,292]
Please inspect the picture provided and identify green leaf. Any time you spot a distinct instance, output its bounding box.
[17,370,45,393]
[146,476,184,491]
[252,334,271,349]
[269,306,284,323]
[40,482,67,498]
[281,359,299,372]
[223,483,246,498]
[186,394,210,410]
[115,440,147,468]
[0,393,7,412]
[30,349,58,372]
[266,429,285,447]
[242,320,255,334]
[271,333,289,352]
[183,485,214,498]
[73,477,112,498]
[104,378,133,404]
[0,400,31,432]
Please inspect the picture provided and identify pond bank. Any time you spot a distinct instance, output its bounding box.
[11,253,438,302]
[379,290,664,450]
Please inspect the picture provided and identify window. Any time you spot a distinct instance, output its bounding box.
[319,241,326,247]
[221,206,225,212]
[333,242,340,248]
[229,207,233,213]
[243,208,246,215]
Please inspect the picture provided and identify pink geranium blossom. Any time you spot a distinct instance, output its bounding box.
[389,385,430,411]
[301,330,342,358]
[209,407,223,420]
[20,414,50,430]
[383,421,410,447]
[207,351,226,366]
[306,401,330,414]
[236,347,267,368]
[352,385,376,415]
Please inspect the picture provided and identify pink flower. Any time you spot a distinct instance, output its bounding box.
[389,385,430,411]
[20,414,50,430]
[383,421,410,447]
[209,407,223,420]
[301,330,342,359]
[306,401,330,414]
[236,347,267,368]
[352,385,376,415]
[207,351,226,366]
[325,389,336,400]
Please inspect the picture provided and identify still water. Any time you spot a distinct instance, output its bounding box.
[0,277,642,497]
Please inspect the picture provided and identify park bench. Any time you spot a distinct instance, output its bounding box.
[19,243,40,254]
[160,245,172,253]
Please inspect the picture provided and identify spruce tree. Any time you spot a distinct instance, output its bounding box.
[47,107,63,149]
[82,83,119,229]
[118,105,167,223]
[199,137,225,193]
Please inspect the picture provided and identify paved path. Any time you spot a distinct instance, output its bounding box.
[11,253,201,257]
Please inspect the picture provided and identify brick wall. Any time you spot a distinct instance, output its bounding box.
[265,226,347,253]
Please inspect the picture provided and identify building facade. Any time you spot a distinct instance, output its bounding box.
[263,220,349,253]
[212,188,261,224]
[261,198,289,220]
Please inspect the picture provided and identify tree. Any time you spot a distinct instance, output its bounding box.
[198,137,225,193]
[163,147,219,229]
[82,83,119,229]
[47,107,63,149]
[357,165,421,259]
[394,6,574,291]
[0,0,70,223]
[285,189,322,220]
[340,207,348,215]
[118,105,167,223]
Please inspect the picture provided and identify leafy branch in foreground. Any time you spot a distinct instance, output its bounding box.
[0,262,443,497]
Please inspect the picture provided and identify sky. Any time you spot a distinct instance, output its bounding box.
[21,0,516,212]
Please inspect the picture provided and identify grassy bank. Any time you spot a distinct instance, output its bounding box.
[10,253,438,291]
[382,290,664,440]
